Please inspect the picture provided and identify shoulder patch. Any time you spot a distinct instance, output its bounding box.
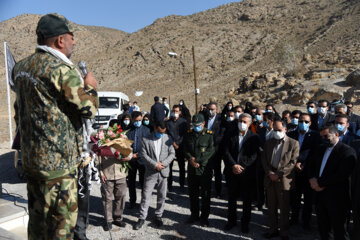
[206,130,213,134]
[188,129,193,133]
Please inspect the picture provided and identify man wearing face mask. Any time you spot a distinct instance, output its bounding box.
[310,100,334,132]
[223,113,260,233]
[335,114,360,146]
[166,105,188,190]
[306,101,317,115]
[133,121,175,230]
[308,125,356,240]
[250,107,263,133]
[126,111,150,208]
[183,114,215,226]
[234,105,243,120]
[286,110,302,133]
[287,113,320,229]
[345,101,360,133]
[335,103,359,134]
[262,119,299,240]
[205,102,225,197]
[256,112,275,210]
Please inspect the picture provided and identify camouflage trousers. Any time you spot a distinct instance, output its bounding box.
[27,171,78,240]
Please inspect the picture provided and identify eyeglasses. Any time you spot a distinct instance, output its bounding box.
[299,120,310,124]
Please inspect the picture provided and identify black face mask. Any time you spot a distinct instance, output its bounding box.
[321,138,331,147]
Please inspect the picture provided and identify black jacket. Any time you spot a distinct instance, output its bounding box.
[308,141,356,200]
[223,130,260,180]
[166,117,188,146]
[341,130,360,147]
[349,113,360,133]
[205,114,224,149]
[150,102,169,123]
[287,129,320,169]
[310,113,335,132]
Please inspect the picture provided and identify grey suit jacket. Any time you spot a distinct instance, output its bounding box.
[141,133,175,178]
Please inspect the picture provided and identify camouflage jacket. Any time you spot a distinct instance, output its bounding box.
[13,49,99,180]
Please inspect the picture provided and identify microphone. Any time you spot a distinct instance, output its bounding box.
[78,61,88,77]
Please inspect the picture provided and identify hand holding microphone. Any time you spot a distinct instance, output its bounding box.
[78,61,98,90]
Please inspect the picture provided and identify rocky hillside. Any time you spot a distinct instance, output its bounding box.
[1,0,360,118]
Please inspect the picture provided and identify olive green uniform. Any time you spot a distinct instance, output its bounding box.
[13,48,98,239]
[183,128,215,221]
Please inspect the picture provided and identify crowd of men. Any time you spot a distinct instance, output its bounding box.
[12,13,360,240]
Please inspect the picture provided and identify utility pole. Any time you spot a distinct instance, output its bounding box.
[192,46,199,113]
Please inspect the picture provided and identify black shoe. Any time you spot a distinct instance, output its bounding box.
[263,231,279,239]
[133,219,145,230]
[200,219,209,227]
[257,204,263,211]
[224,221,236,231]
[104,222,112,231]
[113,220,126,227]
[129,202,136,209]
[154,217,163,228]
[241,224,249,233]
[185,216,199,224]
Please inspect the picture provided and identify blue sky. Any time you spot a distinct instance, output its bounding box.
[0,0,239,33]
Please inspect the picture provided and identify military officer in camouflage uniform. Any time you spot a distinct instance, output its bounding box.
[13,13,99,240]
[183,114,215,227]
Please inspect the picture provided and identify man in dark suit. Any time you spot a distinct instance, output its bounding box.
[310,100,334,132]
[205,102,224,197]
[288,113,320,229]
[334,114,360,147]
[150,96,169,124]
[262,119,299,240]
[345,101,360,133]
[256,112,275,210]
[166,105,188,190]
[352,157,360,240]
[335,104,358,134]
[223,113,260,233]
[308,124,356,240]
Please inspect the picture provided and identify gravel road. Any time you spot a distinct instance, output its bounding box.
[0,148,320,240]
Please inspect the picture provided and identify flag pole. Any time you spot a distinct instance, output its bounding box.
[4,42,13,148]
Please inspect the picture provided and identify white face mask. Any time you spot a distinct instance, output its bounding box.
[123,120,130,126]
[227,117,234,122]
[235,112,241,119]
[209,110,215,117]
[227,105,232,110]
[319,107,327,115]
[238,122,248,132]
[273,130,285,140]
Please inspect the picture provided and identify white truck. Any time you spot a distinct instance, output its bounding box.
[93,91,130,129]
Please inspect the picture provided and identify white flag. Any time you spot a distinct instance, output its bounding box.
[135,91,143,96]
[4,42,16,91]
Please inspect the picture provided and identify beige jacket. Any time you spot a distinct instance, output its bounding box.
[97,152,133,180]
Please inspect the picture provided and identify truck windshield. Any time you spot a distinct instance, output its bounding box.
[99,97,119,109]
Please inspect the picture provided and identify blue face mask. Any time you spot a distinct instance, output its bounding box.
[155,132,164,139]
[262,121,268,128]
[266,109,272,113]
[299,122,309,131]
[336,124,345,133]
[307,107,315,114]
[134,121,142,128]
[291,118,299,125]
[143,120,149,126]
[255,115,262,122]
[194,125,202,133]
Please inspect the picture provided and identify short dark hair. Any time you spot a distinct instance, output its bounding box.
[344,101,353,106]
[282,110,291,116]
[318,99,329,107]
[154,96,160,102]
[155,120,166,129]
[273,117,286,127]
[172,105,181,111]
[263,112,275,121]
[320,124,338,135]
[163,97,167,101]
[291,110,302,116]
[300,113,311,119]
[234,105,243,111]
[131,111,142,120]
[335,113,349,122]
[133,101,137,104]
[307,100,317,106]
[208,102,218,108]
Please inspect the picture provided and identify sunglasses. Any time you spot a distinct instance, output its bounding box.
[299,120,310,124]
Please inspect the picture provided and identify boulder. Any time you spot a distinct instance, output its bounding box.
[345,69,360,87]
[252,78,267,89]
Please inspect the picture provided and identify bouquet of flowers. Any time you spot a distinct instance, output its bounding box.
[91,123,133,173]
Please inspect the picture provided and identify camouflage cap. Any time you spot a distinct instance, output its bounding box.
[192,114,205,126]
[36,13,77,39]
